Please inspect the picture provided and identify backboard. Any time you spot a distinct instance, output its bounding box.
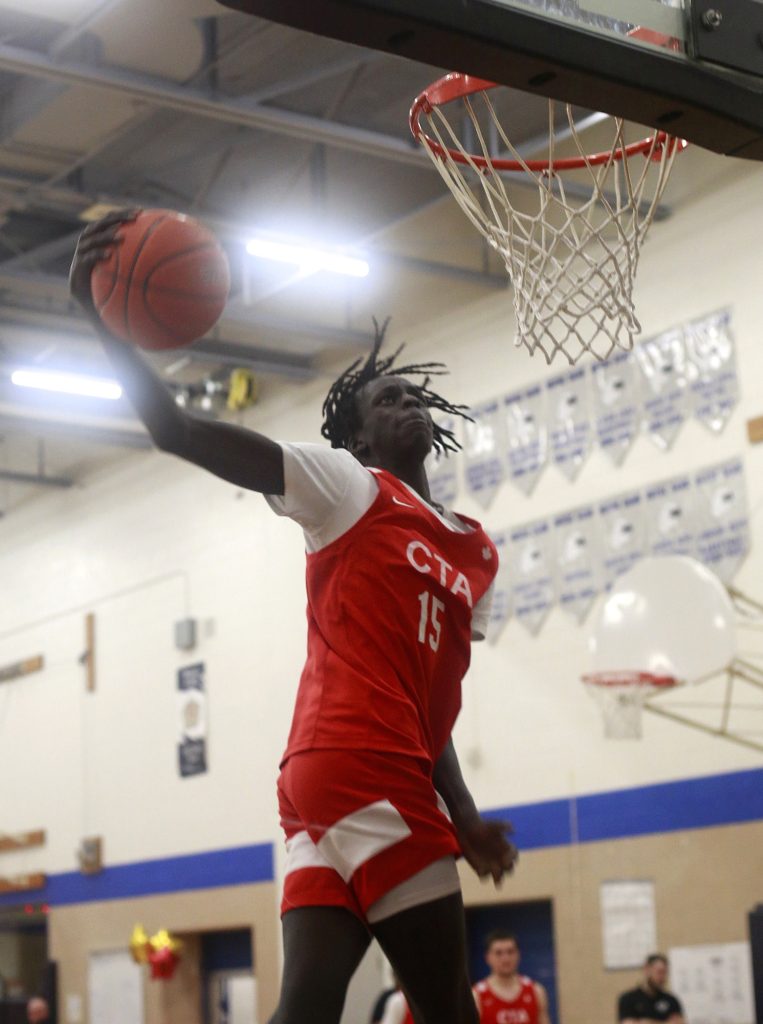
[219,0,763,160]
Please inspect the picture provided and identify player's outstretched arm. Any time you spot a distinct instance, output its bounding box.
[432,738,518,884]
[69,211,284,496]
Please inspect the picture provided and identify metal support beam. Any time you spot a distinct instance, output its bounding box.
[0,468,74,489]
[0,41,429,169]
[0,268,372,357]
[0,410,152,451]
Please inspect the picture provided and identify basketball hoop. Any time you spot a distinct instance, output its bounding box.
[582,671,678,739]
[410,74,686,365]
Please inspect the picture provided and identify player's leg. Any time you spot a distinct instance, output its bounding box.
[270,905,371,1024]
[371,891,478,1024]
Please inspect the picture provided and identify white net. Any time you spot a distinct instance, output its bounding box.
[583,672,677,739]
[417,93,682,365]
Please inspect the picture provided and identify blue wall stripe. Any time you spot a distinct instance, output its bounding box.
[485,765,763,851]
[0,842,273,909]
[4,766,762,909]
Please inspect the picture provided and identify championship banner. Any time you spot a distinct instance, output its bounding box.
[635,327,689,450]
[177,663,208,778]
[507,519,555,635]
[645,475,695,558]
[546,368,592,481]
[426,416,459,508]
[591,351,641,466]
[684,309,738,434]
[599,490,647,591]
[486,530,512,644]
[553,505,599,623]
[463,399,506,509]
[694,459,749,582]
[503,385,547,495]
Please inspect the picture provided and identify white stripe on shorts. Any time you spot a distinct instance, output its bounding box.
[317,799,412,882]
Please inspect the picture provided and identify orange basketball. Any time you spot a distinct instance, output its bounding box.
[91,209,230,351]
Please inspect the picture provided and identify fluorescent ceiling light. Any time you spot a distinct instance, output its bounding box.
[246,237,369,278]
[11,369,123,401]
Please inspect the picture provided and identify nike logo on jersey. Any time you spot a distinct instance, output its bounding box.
[392,496,416,509]
[482,546,493,560]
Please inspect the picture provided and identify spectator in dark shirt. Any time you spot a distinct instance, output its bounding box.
[618,954,684,1023]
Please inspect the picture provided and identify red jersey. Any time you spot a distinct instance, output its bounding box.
[283,468,497,766]
[474,977,540,1024]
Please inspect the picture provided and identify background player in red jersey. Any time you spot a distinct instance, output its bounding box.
[474,931,551,1024]
[71,213,518,1024]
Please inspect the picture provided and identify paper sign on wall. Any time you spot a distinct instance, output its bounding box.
[685,309,738,434]
[670,942,755,1024]
[646,476,695,558]
[591,351,641,466]
[694,459,750,582]
[508,519,555,635]
[599,490,647,591]
[635,328,689,450]
[486,530,512,644]
[178,662,208,778]
[553,505,599,623]
[426,416,459,508]
[504,385,547,495]
[463,400,506,509]
[546,368,592,481]
[600,880,657,969]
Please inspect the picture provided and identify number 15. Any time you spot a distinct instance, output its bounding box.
[418,590,445,652]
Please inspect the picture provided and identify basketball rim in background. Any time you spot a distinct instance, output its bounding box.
[219,0,763,365]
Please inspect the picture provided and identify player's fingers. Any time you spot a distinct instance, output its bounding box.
[81,208,139,236]
[77,226,123,251]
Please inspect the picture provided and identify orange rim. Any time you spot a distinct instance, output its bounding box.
[410,72,687,172]
[582,671,678,689]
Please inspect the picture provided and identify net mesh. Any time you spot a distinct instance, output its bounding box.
[582,672,678,739]
[417,93,681,365]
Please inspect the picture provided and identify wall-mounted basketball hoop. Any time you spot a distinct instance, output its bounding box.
[585,556,763,752]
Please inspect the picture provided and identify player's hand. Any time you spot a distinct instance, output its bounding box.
[69,208,139,321]
[458,817,518,885]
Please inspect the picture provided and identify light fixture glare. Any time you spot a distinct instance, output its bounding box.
[11,369,123,401]
[246,237,369,278]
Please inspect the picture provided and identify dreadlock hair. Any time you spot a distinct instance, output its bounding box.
[321,317,472,456]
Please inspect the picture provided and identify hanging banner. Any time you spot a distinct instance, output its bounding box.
[635,328,690,450]
[694,459,750,582]
[507,519,555,635]
[486,530,512,644]
[553,505,599,623]
[684,309,738,434]
[463,399,506,509]
[599,490,647,591]
[645,476,695,558]
[591,351,641,466]
[546,368,592,481]
[503,385,548,495]
[426,416,459,508]
[177,662,208,778]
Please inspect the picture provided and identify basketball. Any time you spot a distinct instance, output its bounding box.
[90,209,230,351]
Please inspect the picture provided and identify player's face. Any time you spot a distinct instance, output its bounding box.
[353,376,433,465]
[645,959,668,989]
[486,939,520,979]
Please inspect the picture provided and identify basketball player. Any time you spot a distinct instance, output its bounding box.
[474,931,550,1024]
[70,212,517,1024]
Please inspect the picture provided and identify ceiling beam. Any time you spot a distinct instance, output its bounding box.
[0,41,429,169]
[0,468,74,489]
[0,410,152,451]
[0,173,506,291]
[0,268,372,359]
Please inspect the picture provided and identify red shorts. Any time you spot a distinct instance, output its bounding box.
[277,749,460,921]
